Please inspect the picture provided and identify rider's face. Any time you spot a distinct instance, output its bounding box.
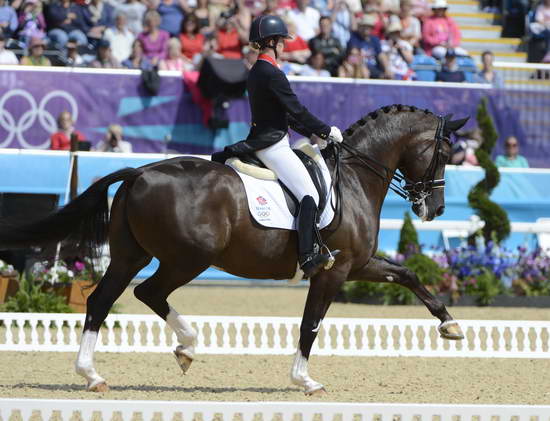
[275,38,285,55]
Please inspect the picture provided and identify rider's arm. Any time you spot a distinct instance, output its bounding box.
[268,70,331,140]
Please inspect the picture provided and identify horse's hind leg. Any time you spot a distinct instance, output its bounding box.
[350,256,464,340]
[75,185,152,391]
[133,260,210,374]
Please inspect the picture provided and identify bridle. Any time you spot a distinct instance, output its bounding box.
[322,116,450,237]
[334,115,450,205]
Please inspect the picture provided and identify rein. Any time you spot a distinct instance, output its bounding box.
[324,116,449,236]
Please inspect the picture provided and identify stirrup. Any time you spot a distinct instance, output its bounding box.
[300,249,340,278]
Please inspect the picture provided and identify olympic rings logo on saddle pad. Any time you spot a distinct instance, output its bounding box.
[0,89,78,149]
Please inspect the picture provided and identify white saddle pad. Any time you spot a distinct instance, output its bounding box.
[226,144,335,230]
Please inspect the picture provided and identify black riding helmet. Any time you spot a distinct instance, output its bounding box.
[249,15,291,47]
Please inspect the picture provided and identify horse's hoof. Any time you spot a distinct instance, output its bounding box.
[438,320,464,340]
[174,346,194,374]
[88,381,109,392]
[305,385,327,396]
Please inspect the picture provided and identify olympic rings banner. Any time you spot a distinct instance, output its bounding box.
[0,67,546,167]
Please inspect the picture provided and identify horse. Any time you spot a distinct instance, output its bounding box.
[0,104,468,395]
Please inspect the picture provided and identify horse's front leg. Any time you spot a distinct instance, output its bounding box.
[291,268,347,395]
[350,256,464,340]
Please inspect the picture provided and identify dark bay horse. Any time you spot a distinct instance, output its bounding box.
[0,104,467,395]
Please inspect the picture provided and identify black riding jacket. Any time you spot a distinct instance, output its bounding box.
[219,58,331,159]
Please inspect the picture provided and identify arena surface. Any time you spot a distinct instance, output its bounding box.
[2,285,550,403]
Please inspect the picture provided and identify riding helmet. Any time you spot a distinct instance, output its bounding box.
[249,15,291,43]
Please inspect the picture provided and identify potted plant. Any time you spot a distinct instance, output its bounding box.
[0,259,19,304]
[29,259,97,312]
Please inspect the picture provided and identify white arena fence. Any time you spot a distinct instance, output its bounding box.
[1,313,549,358]
[1,399,550,421]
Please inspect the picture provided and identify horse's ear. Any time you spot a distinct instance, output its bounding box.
[446,116,470,133]
[443,113,454,122]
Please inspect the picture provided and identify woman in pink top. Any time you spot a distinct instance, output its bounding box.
[421,0,463,57]
[137,10,170,64]
[159,37,194,71]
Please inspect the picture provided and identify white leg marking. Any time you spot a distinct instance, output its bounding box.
[311,319,323,333]
[167,306,197,359]
[386,276,394,282]
[290,349,324,394]
[75,330,106,389]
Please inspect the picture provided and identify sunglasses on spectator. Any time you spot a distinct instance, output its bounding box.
[505,143,518,148]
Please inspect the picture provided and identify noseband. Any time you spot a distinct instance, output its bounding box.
[336,115,450,205]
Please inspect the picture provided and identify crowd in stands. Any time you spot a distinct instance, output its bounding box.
[0,0,517,83]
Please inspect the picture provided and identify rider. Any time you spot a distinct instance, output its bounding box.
[212,15,343,278]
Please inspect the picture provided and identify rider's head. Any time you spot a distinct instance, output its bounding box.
[249,15,292,57]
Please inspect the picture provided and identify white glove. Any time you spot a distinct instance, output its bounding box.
[328,126,343,143]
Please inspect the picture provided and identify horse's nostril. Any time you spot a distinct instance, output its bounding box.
[435,205,445,216]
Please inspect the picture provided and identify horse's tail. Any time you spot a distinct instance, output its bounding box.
[0,167,142,256]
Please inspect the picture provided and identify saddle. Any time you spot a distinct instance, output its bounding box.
[226,142,328,217]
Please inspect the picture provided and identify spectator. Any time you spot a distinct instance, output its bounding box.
[215,14,246,59]
[103,12,135,63]
[153,0,189,37]
[300,51,330,76]
[395,0,421,49]
[308,15,343,75]
[435,48,465,82]
[65,37,84,66]
[0,32,17,64]
[242,44,257,69]
[381,21,413,79]
[310,0,332,16]
[50,111,86,150]
[159,37,192,70]
[287,0,320,41]
[474,50,504,88]
[122,38,153,69]
[0,0,17,37]
[194,0,214,34]
[282,19,310,64]
[137,10,170,63]
[17,0,47,46]
[95,124,133,153]
[347,13,391,78]
[422,0,465,59]
[338,46,369,78]
[179,13,205,60]
[90,38,121,67]
[85,0,116,42]
[114,0,146,35]
[20,36,51,65]
[450,127,481,165]
[495,136,529,168]
[410,0,430,18]
[533,0,550,53]
[46,0,89,48]
[331,0,353,47]
[261,0,282,16]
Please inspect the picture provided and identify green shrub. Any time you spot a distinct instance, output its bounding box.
[403,254,444,287]
[398,212,420,255]
[0,276,73,313]
[463,268,504,306]
[467,97,510,244]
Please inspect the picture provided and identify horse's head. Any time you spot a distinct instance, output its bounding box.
[398,113,468,221]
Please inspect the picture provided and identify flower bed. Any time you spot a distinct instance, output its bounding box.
[341,244,550,306]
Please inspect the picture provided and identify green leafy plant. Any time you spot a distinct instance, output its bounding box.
[398,212,420,255]
[1,275,73,313]
[463,268,505,306]
[467,97,510,244]
[403,254,444,290]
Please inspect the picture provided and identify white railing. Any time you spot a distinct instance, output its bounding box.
[1,313,549,358]
[1,399,550,420]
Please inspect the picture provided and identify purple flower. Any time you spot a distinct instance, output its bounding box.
[74,261,85,272]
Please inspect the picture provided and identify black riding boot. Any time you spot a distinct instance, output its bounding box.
[298,195,331,278]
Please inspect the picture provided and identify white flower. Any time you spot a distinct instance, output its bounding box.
[67,270,74,278]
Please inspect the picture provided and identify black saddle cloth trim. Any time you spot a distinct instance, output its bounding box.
[238,150,328,218]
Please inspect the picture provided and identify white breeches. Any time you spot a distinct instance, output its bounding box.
[255,135,319,205]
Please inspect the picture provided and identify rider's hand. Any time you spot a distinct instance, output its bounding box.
[328,126,343,143]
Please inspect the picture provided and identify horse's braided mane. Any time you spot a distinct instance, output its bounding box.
[344,104,434,137]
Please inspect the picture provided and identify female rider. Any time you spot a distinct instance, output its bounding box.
[213,15,343,278]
